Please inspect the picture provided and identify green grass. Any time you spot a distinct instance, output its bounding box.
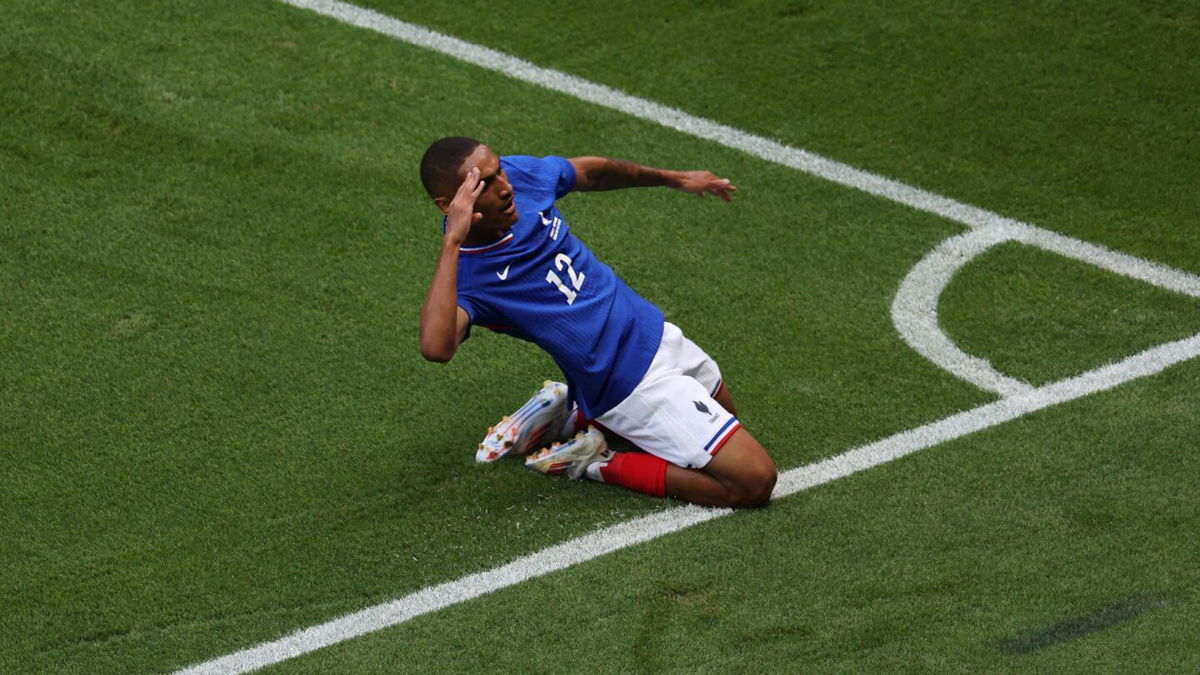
[2,0,1197,672]
[941,243,1200,385]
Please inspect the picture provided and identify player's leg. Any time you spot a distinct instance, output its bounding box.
[664,428,775,507]
[584,372,775,507]
[585,425,775,508]
[524,387,776,508]
[524,323,775,507]
[681,381,776,505]
[595,324,775,506]
[713,380,738,417]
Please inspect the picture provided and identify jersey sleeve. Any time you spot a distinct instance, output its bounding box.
[456,293,488,327]
[546,155,577,199]
[501,155,577,200]
[458,292,516,336]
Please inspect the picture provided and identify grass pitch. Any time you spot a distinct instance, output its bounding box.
[2,0,1198,672]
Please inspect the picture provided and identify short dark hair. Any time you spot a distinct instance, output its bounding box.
[419,136,483,199]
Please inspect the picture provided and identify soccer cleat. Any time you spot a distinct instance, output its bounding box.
[476,381,572,463]
[524,427,612,480]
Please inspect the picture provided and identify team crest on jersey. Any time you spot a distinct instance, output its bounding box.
[538,210,562,240]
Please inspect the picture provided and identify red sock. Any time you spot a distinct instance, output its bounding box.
[560,409,595,438]
[599,452,668,498]
[573,409,592,433]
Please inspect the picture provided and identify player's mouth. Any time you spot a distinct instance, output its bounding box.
[501,199,516,217]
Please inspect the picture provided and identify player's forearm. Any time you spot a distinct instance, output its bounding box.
[569,156,681,192]
[419,241,462,363]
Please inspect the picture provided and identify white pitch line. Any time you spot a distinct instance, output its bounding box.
[776,331,1200,495]
[179,331,1200,675]
[1008,222,1200,299]
[278,0,1019,231]
[891,226,1033,397]
[889,220,1200,397]
[175,2,1200,672]
[276,0,1200,301]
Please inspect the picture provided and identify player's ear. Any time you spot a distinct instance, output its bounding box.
[433,195,450,215]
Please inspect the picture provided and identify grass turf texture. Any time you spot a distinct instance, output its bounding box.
[1,0,1197,672]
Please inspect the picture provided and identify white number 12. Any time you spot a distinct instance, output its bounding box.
[545,253,585,305]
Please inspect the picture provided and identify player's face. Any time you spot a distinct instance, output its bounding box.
[459,145,518,234]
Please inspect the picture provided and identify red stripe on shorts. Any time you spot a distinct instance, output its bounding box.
[709,421,742,456]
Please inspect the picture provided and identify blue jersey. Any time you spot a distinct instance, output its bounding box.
[453,155,665,418]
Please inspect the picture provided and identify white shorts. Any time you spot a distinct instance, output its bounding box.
[597,322,741,470]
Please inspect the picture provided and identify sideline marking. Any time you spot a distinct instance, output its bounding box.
[176,2,1200,672]
[179,332,1200,674]
[278,0,1200,398]
[280,0,1019,230]
[279,0,1200,297]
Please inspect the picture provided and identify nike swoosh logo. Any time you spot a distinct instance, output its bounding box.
[497,264,511,281]
[539,211,553,226]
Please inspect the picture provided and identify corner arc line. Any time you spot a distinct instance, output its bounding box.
[892,226,1033,397]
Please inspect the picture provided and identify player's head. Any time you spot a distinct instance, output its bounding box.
[420,137,518,235]
[420,136,481,199]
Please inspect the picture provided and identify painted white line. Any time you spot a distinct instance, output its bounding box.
[277,0,1200,301]
[173,2,1200,672]
[178,504,728,675]
[777,331,1200,495]
[1008,223,1200,299]
[892,220,1200,396]
[891,226,1033,397]
[278,0,1023,232]
[179,331,1200,674]
[280,0,1200,317]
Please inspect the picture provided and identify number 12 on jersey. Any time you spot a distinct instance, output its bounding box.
[546,253,585,304]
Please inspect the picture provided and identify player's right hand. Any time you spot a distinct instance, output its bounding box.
[445,167,484,245]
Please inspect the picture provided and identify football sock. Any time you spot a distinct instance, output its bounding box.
[558,407,593,439]
[596,452,668,498]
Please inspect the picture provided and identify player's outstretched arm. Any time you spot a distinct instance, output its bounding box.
[419,168,482,363]
[567,156,736,201]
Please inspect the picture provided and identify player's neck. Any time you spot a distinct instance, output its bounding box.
[462,225,511,248]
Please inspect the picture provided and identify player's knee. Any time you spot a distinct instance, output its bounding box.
[749,465,778,507]
[729,462,777,508]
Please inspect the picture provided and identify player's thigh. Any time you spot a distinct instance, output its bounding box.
[598,373,735,470]
[669,321,737,416]
[713,380,737,417]
[702,427,777,496]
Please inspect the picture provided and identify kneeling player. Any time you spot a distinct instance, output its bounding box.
[418,137,776,507]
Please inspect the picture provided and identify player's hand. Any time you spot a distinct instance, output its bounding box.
[445,167,484,245]
[673,170,737,202]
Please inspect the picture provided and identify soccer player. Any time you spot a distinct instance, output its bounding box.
[418,137,777,508]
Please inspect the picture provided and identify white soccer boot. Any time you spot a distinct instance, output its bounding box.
[524,427,613,480]
[476,380,572,463]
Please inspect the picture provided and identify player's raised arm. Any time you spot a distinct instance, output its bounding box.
[567,156,736,201]
[419,167,482,363]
